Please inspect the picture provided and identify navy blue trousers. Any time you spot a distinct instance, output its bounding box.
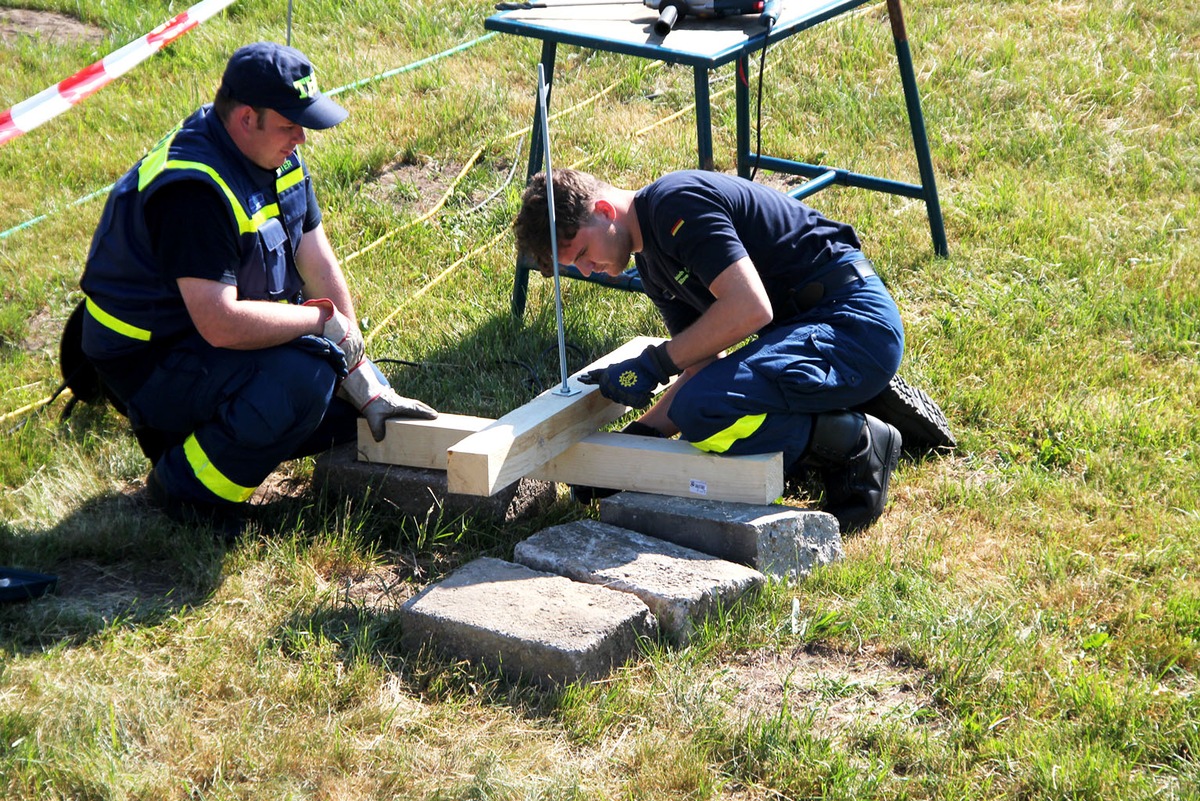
[668,257,904,469]
[112,335,357,506]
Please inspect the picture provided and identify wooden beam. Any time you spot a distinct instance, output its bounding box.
[445,336,665,496]
[361,415,784,505]
[356,414,491,471]
[530,432,784,504]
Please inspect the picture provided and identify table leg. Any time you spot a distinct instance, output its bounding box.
[514,40,560,318]
[887,0,948,256]
[735,54,751,178]
[692,66,714,171]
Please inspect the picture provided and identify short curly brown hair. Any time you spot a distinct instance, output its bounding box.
[512,169,602,276]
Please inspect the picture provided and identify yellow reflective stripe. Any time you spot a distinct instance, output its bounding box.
[276,163,305,193]
[84,295,151,341]
[183,434,256,503]
[140,154,284,234]
[136,126,183,190]
[157,160,280,234]
[690,413,768,454]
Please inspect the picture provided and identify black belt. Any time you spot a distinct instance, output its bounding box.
[786,258,876,316]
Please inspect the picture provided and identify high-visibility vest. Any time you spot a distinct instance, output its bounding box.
[80,105,311,360]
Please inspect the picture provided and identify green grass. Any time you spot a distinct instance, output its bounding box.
[2,0,1199,798]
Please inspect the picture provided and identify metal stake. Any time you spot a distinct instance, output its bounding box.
[538,64,580,397]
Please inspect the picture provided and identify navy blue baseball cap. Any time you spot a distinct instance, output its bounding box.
[219,42,347,129]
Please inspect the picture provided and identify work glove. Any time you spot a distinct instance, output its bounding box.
[291,334,349,380]
[337,358,438,442]
[578,342,680,408]
[303,298,365,371]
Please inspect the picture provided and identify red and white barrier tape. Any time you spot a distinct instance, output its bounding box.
[0,0,238,147]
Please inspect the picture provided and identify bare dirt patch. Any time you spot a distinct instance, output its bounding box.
[369,156,469,217]
[15,306,62,354]
[366,155,516,218]
[714,645,938,738]
[342,562,419,611]
[0,7,106,46]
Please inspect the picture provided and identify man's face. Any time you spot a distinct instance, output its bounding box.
[238,108,307,170]
[557,215,634,278]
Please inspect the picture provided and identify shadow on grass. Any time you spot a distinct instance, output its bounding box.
[373,295,633,420]
[0,490,229,653]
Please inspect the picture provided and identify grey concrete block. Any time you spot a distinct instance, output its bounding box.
[599,492,843,581]
[313,443,556,524]
[514,520,763,644]
[400,557,657,686]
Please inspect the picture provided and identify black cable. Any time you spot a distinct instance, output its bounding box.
[373,358,424,370]
[501,359,544,393]
[750,20,775,183]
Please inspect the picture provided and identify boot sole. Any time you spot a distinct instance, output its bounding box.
[853,374,955,453]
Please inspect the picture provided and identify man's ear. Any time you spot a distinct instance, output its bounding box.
[593,199,616,221]
[234,104,255,132]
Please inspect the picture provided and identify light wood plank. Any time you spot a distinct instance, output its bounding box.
[356,414,491,470]
[362,416,784,504]
[446,336,665,496]
[530,432,784,505]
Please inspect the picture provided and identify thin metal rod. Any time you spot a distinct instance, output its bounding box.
[286,0,293,46]
[538,64,577,396]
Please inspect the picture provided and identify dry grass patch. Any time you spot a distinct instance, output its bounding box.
[715,645,937,740]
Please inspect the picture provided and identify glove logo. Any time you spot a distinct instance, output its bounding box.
[619,370,639,388]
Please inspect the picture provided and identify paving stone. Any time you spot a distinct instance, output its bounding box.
[313,443,556,524]
[399,557,657,686]
[514,519,764,643]
[600,492,843,581]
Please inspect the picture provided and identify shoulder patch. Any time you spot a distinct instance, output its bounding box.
[670,218,685,236]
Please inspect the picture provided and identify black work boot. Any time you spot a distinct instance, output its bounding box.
[852,374,954,453]
[144,468,247,543]
[802,411,902,534]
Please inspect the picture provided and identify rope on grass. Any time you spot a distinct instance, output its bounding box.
[634,83,735,137]
[343,144,486,264]
[0,396,53,427]
[328,33,497,97]
[363,227,510,348]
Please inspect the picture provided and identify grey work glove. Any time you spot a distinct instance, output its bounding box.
[338,358,438,442]
[304,298,365,370]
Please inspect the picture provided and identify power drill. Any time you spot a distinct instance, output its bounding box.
[644,0,780,37]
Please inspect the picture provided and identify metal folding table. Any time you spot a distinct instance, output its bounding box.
[485,0,947,316]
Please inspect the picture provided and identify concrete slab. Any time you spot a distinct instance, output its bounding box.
[399,557,657,686]
[599,492,843,581]
[514,520,764,643]
[313,443,556,524]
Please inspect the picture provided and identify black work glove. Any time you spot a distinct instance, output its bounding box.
[292,334,349,380]
[578,343,679,408]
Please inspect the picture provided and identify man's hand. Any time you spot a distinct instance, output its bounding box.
[338,358,437,442]
[304,298,365,369]
[578,342,679,408]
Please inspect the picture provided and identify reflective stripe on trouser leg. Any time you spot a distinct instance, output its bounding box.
[691,413,767,453]
[126,338,342,506]
[669,278,902,467]
[183,433,256,502]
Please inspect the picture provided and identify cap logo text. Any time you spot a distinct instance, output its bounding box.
[293,74,318,99]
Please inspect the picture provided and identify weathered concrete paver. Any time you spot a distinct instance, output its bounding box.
[400,557,657,686]
[513,520,764,643]
[600,492,843,580]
